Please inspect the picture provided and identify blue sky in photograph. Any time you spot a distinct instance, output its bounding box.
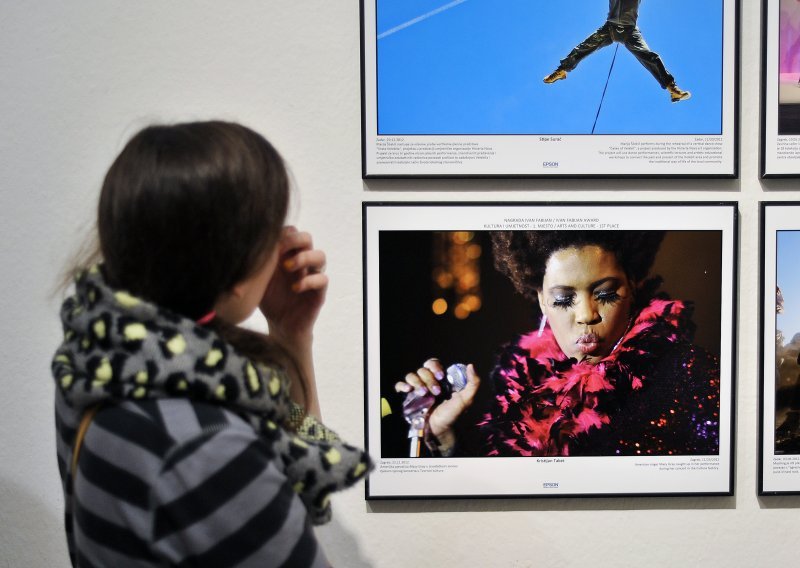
[375,0,724,135]
[778,231,800,344]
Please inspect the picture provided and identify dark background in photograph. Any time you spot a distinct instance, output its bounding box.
[377,230,723,458]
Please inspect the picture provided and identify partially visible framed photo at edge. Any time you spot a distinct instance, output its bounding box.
[761,1,800,177]
[361,1,739,178]
[759,202,800,493]
[364,202,736,499]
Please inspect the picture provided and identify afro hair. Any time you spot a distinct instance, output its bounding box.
[491,230,666,303]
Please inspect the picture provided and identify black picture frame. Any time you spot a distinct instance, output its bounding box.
[362,1,739,178]
[760,0,800,177]
[758,202,800,494]
[364,202,737,499]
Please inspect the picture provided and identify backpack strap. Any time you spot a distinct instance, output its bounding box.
[71,405,102,483]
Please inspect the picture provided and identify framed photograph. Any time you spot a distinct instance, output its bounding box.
[759,202,800,494]
[364,202,736,499]
[361,1,739,178]
[761,1,800,177]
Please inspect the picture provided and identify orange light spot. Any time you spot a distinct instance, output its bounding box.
[464,294,482,311]
[434,270,454,288]
[466,244,482,259]
[452,231,474,244]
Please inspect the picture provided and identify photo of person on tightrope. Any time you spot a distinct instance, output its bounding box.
[543,0,691,103]
[374,1,721,136]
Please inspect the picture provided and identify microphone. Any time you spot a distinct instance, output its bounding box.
[403,363,468,457]
[446,363,469,392]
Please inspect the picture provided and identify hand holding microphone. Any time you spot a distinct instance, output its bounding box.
[401,363,468,428]
[394,359,480,456]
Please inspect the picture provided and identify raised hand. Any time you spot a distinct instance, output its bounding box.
[260,226,328,418]
[395,358,480,453]
[260,226,328,347]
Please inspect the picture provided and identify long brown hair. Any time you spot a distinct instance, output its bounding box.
[89,120,306,408]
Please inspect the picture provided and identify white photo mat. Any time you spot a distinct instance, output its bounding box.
[362,1,738,178]
[364,202,736,499]
[760,202,800,493]
[761,0,800,177]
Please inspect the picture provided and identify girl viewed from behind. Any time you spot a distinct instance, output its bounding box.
[53,121,371,567]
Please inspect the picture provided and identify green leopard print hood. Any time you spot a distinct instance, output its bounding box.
[52,265,371,524]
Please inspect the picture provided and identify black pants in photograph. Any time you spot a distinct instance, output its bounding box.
[559,22,674,89]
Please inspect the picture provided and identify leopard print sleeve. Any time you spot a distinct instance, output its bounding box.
[288,402,342,443]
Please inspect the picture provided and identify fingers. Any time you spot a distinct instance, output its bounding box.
[457,364,481,408]
[283,249,326,274]
[393,358,447,396]
[279,227,312,256]
[278,228,328,292]
[291,272,328,293]
[422,358,445,381]
[409,366,441,395]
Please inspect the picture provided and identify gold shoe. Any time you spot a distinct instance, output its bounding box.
[668,83,691,102]
[543,69,567,84]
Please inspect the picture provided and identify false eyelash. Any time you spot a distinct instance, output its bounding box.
[595,291,621,305]
[551,291,622,310]
[552,296,574,309]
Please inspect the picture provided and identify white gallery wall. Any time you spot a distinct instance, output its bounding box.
[1,1,799,566]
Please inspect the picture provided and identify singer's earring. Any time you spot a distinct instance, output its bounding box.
[610,316,634,354]
[537,314,548,337]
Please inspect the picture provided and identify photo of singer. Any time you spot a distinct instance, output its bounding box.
[378,230,722,458]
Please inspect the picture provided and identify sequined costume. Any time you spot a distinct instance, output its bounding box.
[479,298,719,456]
